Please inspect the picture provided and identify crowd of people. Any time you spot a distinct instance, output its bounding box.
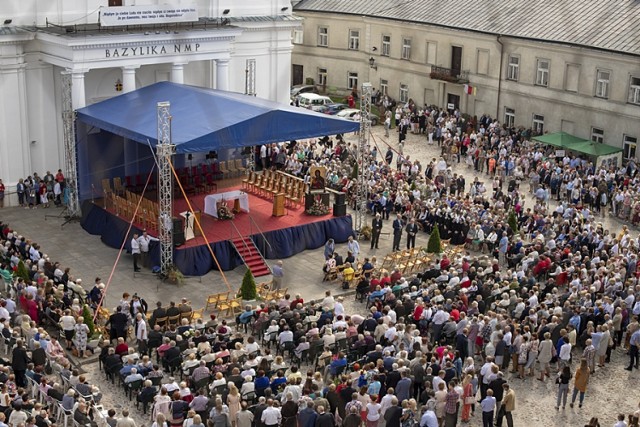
[2,105,640,427]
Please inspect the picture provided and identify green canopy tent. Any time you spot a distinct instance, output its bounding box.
[532,131,588,148]
[533,132,622,169]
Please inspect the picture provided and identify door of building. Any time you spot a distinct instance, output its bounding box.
[447,93,460,111]
[292,64,304,86]
[108,0,123,6]
[451,46,462,75]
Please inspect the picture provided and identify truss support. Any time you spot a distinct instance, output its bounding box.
[61,71,81,218]
[157,102,175,275]
[354,82,372,233]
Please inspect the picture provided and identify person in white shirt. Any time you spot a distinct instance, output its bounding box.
[137,230,159,269]
[419,409,438,427]
[334,297,345,317]
[321,291,335,312]
[559,341,572,370]
[131,233,141,272]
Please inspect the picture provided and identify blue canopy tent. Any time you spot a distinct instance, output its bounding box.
[75,82,358,275]
[75,82,359,199]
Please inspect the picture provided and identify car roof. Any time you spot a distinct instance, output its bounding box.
[298,93,330,100]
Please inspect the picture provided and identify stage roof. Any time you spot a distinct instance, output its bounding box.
[76,82,360,154]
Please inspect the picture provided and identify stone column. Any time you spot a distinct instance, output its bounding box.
[71,70,86,109]
[216,58,230,91]
[122,66,138,93]
[171,63,186,84]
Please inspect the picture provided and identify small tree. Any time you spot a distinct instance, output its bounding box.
[351,162,358,180]
[507,210,518,233]
[240,269,257,301]
[82,304,96,336]
[16,260,30,282]
[427,225,442,253]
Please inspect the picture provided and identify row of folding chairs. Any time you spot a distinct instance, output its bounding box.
[204,292,243,317]
[242,170,306,208]
[109,194,160,233]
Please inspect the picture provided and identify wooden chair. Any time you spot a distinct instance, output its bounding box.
[113,177,125,196]
[227,160,238,178]
[190,308,205,322]
[227,297,242,316]
[235,159,247,175]
[205,294,219,311]
[155,316,168,330]
[204,174,218,193]
[167,314,181,326]
[241,171,255,191]
[218,161,231,179]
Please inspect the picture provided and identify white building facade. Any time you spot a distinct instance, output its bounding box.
[0,0,299,205]
[292,0,640,160]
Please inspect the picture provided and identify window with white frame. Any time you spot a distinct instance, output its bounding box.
[347,72,358,91]
[532,114,545,134]
[591,127,604,144]
[507,55,519,81]
[536,59,550,87]
[624,135,637,160]
[349,30,360,50]
[317,68,327,86]
[317,27,328,47]
[399,84,409,102]
[629,76,640,105]
[505,107,515,128]
[382,35,391,57]
[292,29,303,45]
[380,79,388,96]
[401,38,412,60]
[595,69,610,99]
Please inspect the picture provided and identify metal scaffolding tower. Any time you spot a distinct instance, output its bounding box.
[156,102,175,275]
[61,71,81,218]
[354,82,372,233]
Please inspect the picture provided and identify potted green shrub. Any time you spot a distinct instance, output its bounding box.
[239,269,257,305]
[427,225,442,254]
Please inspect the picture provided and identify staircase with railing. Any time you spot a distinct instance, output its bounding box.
[229,217,272,277]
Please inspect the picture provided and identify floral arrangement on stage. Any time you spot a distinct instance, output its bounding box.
[217,204,235,220]
[306,195,330,216]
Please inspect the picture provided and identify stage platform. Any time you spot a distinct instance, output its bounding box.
[80,187,354,276]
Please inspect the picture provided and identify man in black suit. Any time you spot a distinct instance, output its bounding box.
[315,405,334,427]
[406,218,418,249]
[384,397,403,427]
[162,341,181,370]
[149,302,166,327]
[392,214,403,252]
[107,306,128,342]
[166,302,180,318]
[12,339,29,387]
[371,214,383,249]
[456,328,469,360]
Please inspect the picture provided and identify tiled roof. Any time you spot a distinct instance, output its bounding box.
[294,0,640,56]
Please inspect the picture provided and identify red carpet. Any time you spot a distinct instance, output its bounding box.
[173,186,331,249]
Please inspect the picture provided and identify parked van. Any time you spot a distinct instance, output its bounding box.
[297,93,333,111]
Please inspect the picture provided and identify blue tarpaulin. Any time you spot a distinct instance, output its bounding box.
[75,81,359,154]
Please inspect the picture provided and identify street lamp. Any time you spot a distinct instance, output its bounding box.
[369,57,377,71]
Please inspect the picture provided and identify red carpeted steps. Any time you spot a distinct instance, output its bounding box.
[231,236,271,277]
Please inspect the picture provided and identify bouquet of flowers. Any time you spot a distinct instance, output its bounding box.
[217,204,235,220]
[306,195,330,216]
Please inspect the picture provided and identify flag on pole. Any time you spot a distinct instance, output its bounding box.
[464,84,476,95]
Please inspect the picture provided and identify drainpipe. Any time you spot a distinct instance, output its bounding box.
[496,35,504,121]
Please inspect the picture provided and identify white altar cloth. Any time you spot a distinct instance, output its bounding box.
[203,190,250,218]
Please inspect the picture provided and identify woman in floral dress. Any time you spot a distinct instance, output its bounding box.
[73,316,90,358]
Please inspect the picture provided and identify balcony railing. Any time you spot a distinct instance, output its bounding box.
[429,65,469,84]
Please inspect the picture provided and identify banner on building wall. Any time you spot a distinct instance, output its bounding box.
[596,152,622,170]
[100,4,198,27]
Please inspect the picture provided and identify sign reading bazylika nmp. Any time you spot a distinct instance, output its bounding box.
[105,43,200,58]
[100,4,198,27]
